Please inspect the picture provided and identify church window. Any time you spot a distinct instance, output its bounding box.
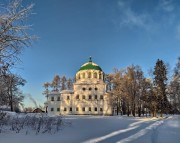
[94,107,97,112]
[83,73,85,78]
[70,107,72,111]
[94,72,97,78]
[100,108,103,112]
[51,97,54,101]
[64,107,67,111]
[67,96,70,100]
[94,95,97,100]
[82,87,86,91]
[78,74,80,79]
[82,107,85,112]
[100,95,103,100]
[57,96,60,101]
[82,95,85,100]
[95,87,98,91]
[51,108,54,111]
[89,107,91,111]
[76,107,79,111]
[88,72,91,78]
[89,95,92,100]
[57,108,60,112]
[89,87,92,91]
[76,95,79,100]
[99,73,102,79]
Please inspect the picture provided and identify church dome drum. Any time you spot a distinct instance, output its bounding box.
[76,57,104,82]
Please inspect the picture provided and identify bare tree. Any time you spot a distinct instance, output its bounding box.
[43,82,50,100]
[0,0,35,65]
[61,76,67,90]
[51,75,60,91]
[66,78,73,90]
[0,0,35,107]
[6,74,26,111]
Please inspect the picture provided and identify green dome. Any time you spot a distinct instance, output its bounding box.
[79,57,102,71]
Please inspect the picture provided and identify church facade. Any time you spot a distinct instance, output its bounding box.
[47,57,112,116]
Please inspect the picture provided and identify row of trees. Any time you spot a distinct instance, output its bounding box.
[0,0,35,111]
[106,58,180,117]
[43,75,74,99]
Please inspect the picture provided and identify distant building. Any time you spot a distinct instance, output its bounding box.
[33,108,45,113]
[46,57,112,115]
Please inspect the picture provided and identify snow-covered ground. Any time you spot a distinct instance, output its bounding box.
[0,114,180,143]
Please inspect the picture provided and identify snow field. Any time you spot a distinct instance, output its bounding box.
[0,114,179,143]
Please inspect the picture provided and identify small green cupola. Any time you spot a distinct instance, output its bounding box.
[78,57,102,71]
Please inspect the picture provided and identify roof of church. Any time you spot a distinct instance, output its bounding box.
[60,90,74,94]
[79,57,102,71]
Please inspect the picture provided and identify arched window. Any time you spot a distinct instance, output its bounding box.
[78,74,81,79]
[83,72,85,78]
[76,95,79,100]
[89,95,92,100]
[88,72,91,78]
[99,73,102,79]
[94,95,97,99]
[94,72,97,78]
[82,95,85,100]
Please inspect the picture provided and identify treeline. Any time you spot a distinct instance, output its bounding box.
[43,75,74,97]
[105,58,180,117]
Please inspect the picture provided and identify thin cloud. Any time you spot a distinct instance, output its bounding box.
[159,0,174,12]
[116,0,154,31]
[115,0,180,36]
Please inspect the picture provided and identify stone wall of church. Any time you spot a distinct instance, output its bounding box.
[47,92,60,115]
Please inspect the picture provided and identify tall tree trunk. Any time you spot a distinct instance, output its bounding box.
[117,106,119,115]
[132,103,136,117]
[127,105,130,116]
[9,78,13,112]
[138,106,141,117]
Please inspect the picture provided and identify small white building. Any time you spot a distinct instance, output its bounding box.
[47,57,112,116]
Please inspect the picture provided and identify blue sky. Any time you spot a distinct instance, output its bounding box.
[11,0,180,107]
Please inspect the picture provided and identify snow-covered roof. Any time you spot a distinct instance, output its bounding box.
[60,90,74,94]
[48,91,60,95]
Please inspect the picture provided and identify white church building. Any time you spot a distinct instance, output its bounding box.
[46,57,113,116]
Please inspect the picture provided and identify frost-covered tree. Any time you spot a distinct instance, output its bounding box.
[0,0,35,66]
[0,0,35,108]
[7,74,26,111]
[169,57,180,113]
